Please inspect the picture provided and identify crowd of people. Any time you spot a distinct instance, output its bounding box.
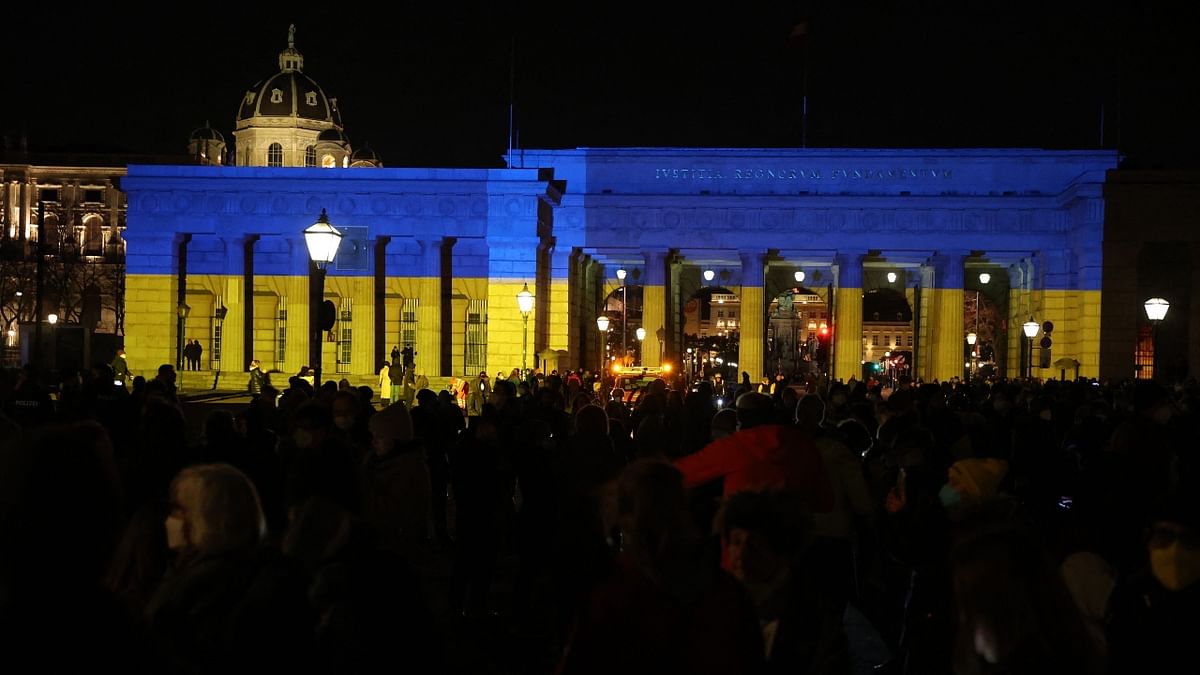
[0,357,1197,674]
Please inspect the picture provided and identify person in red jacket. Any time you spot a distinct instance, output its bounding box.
[676,391,834,515]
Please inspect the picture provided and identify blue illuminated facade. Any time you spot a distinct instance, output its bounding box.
[122,147,1117,383]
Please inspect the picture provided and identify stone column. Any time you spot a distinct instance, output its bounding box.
[485,236,539,374]
[641,250,668,367]
[416,237,442,378]
[929,252,966,382]
[833,253,863,383]
[737,250,766,380]
[546,245,572,363]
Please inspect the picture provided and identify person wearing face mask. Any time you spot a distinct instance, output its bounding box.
[1108,494,1200,675]
[936,458,1009,518]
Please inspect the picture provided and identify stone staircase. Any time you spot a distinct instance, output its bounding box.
[176,369,458,396]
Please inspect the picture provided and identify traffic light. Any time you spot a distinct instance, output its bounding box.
[1039,321,1053,369]
[817,325,831,343]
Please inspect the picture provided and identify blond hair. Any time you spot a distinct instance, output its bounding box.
[170,463,266,557]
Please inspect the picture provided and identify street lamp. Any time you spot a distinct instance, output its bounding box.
[887,271,897,284]
[703,269,715,282]
[617,268,628,364]
[635,326,646,365]
[47,313,59,374]
[794,270,805,284]
[1022,319,1040,380]
[517,282,535,375]
[303,208,343,386]
[1144,297,1170,381]
[979,272,991,285]
[596,315,610,377]
[966,332,977,381]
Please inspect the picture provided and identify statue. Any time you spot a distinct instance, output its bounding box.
[288,24,295,49]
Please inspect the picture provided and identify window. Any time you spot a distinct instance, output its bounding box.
[212,295,224,368]
[466,299,488,374]
[337,300,353,374]
[305,146,317,167]
[39,188,60,203]
[83,216,104,255]
[401,298,418,357]
[276,301,288,366]
[322,154,336,168]
[872,335,879,346]
[907,335,913,347]
[267,143,283,167]
[730,310,737,319]
[1134,324,1154,379]
[83,189,104,203]
[884,336,890,347]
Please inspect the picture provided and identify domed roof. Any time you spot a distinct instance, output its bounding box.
[317,127,349,143]
[236,25,335,124]
[351,145,380,162]
[189,122,225,142]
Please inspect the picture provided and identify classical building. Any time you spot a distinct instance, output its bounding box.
[0,148,135,367]
[122,146,1118,384]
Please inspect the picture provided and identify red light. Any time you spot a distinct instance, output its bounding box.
[819,326,830,337]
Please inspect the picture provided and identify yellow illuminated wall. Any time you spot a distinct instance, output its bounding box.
[929,287,965,382]
[833,286,863,383]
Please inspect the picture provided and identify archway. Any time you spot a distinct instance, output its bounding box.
[766,286,828,382]
[600,284,643,369]
[680,286,740,386]
[863,288,914,384]
[963,289,1004,381]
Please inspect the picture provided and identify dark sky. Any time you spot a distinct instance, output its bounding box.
[6,3,1199,169]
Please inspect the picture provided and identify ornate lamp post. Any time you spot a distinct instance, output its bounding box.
[303,208,343,386]
[596,315,610,378]
[47,312,59,374]
[1144,297,1170,381]
[636,326,646,366]
[1022,319,1040,380]
[966,332,977,381]
[617,268,628,362]
[517,282,535,375]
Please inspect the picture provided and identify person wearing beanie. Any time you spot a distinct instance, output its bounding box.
[931,457,1009,524]
[362,402,432,558]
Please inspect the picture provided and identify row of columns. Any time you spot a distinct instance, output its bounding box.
[581,249,1033,384]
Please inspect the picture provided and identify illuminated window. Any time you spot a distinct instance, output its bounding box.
[337,300,353,373]
[305,146,317,167]
[305,91,317,106]
[276,301,288,366]
[83,216,104,254]
[872,335,879,346]
[267,143,283,167]
[1134,324,1155,379]
[466,299,488,374]
[270,88,283,104]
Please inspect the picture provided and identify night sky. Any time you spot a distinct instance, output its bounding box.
[5,3,1199,169]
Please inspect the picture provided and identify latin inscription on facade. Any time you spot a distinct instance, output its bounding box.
[654,167,954,180]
